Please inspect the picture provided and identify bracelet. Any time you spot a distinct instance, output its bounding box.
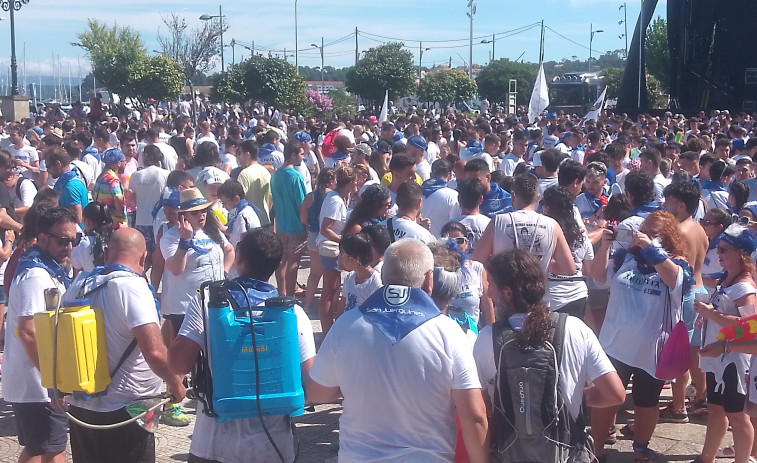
[178,239,192,251]
[639,245,668,265]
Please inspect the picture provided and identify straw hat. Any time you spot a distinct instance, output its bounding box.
[177,187,213,213]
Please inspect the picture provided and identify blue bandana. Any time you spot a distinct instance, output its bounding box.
[82,146,101,162]
[700,179,727,192]
[480,183,513,218]
[332,150,349,161]
[228,277,278,309]
[359,285,441,344]
[53,170,78,195]
[15,245,71,289]
[226,199,260,229]
[630,200,661,218]
[421,177,448,198]
[152,189,181,220]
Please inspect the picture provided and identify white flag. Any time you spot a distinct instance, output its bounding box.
[378,90,389,124]
[583,86,607,123]
[528,63,549,124]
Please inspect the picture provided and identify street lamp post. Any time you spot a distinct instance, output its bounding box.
[1,0,30,95]
[200,5,226,72]
[466,0,476,78]
[418,42,430,79]
[589,24,604,72]
[619,3,628,58]
[311,38,324,93]
[294,0,298,74]
[480,34,495,63]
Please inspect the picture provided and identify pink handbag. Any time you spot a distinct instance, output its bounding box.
[655,287,691,380]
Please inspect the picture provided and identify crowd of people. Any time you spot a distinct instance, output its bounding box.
[1,101,757,463]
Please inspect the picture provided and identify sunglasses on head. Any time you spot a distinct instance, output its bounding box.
[735,215,757,226]
[45,232,81,247]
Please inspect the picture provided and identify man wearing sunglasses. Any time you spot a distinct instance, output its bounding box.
[2,207,78,463]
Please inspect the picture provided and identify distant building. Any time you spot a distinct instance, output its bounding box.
[305,81,344,93]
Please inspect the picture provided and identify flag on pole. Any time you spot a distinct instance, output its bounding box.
[583,86,607,123]
[528,63,549,124]
[378,90,389,124]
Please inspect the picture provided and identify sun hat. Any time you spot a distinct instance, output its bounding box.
[178,187,213,213]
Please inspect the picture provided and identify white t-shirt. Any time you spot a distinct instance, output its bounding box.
[416,159,431,181]
[448,260,485,323]
[426,142,440,165]
[474,315,615,420]
[309,307,481,463]
[652,173,671,203]
[9,177,36,210]
[343,271,383,311]
[2,267,67,403]
[384,216,435,244]
[468,152,495,172]
[538,177,559,196]
[178,295,315,463]
[82,153,102,184]
[64,271,163,412]
[129,165,169,227]
[159,228,227,316]
[499,153,524,177]
[7,144,39,180]
[220,153,238,171]
[491,210,556,273]
[140,142,178,172]
[196,135,219,148]
[226,204,261,248]
[421,188,461,237]
[258,150,285,170]
[316,191,348,245]
[703,188,730,210]
[452,213,491,254]
[71,235,100,272]
[71,159,96,190]
[547,231,593,310]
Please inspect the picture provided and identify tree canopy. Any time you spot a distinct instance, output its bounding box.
[476,59,537,106]
[157,13,227,85]
[645,17,669,92]
[418,69,477,107]
[129,55,184,102]
[76,20,145,96]
[345,43,416,103]
[210,55,307,110]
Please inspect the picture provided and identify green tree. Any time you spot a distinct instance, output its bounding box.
[645,17,669,91]
[345,43,416,104]
[211,55,307,111]
[418,69,477,107]
[328,89,355,118]
[603,66,664,108]
[75,20,146,97]
[603,67,624,100]
[129,55,184,102]
[476,59,537,106]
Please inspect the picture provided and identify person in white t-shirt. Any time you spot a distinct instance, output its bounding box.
[382,180,435,244]
[129,145,169,261]
[450,178,490,254]
[168,228,315,463]
[406,135,431,181]
[64,228,186,462]
[339,232,383,311]
[218,179,261,248]
[308,238,489,463]
[5,126,39,180]
[473,250,624,457]
[219,137,239,175]
[2,207,78,462]
[420,159,461,237]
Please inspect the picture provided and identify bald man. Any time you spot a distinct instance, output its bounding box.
[62,228,186,463]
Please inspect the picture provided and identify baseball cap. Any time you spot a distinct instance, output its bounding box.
[407,135,428,151]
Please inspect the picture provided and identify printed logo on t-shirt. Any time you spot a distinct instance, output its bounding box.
[384,285,410,306]
[620,271,662,296]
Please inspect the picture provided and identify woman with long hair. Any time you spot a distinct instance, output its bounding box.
[300,168,336,311]
[342,184,391,236]
[71,201,114,272]
[591,211,695,462]
[695,224,757,463]
[316,166,357,334]
[540,186,595,320]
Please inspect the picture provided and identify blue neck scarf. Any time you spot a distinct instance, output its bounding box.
[701,179,727,192]
[228,277,278,309]
[421,178,448,198]
[480,183,513,218]
[82,146,101,162]
[359,285,441,344]
[226,199,260,229]
[15,245,71,288]
[53,170,77,195]
[630,200,661,218]
[332,150,349,161]
[580,191,605,215]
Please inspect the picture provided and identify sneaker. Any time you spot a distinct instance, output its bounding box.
[658,404,689,423]
[685,383,697,402]
[161,403,190,427]
[688,399,708,416]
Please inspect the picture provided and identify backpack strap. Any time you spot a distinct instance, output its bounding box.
[109,339,138,378]
[549,311,568,367]
[387,217,396,243]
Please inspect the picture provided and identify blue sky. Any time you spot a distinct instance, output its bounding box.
[0,0,666,84]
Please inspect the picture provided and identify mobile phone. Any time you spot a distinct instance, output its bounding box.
[615,228,634,243]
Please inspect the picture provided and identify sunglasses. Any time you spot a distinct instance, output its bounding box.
[699,219,715,226]
[442,236,469,245]
[181,209,207,216]
[717,244,735,253]
[735,215,757,227]
[45,232,81,247]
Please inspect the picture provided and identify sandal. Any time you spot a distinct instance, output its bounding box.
[605,426,617,445]
[716,446,735,459]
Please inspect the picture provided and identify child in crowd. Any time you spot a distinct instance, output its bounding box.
[217,179,260,248]
[338,232,382,311]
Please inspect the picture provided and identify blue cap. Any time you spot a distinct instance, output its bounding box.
[721,224,757,255]
[102,148,125,165]
[407,135,428,151]
[547,112,558,119]
[733,139,746,150]
[293,131,312,143]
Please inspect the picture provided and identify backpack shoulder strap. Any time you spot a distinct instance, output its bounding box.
[549,311,568,367]
[109,339,138,377]
[387,217,396,243]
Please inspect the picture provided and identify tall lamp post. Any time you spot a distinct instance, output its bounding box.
[294,0,299,74]
[418,42,430,79]
[589,24,604,72]
[466,0,476,78]
[200,5,226,72]
[311,38,324,93]
[2,0,29,95]
[480,34,495,63]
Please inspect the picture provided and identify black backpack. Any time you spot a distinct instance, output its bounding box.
[490,312,595,463]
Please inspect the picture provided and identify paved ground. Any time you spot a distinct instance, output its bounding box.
[0,262,736,462]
